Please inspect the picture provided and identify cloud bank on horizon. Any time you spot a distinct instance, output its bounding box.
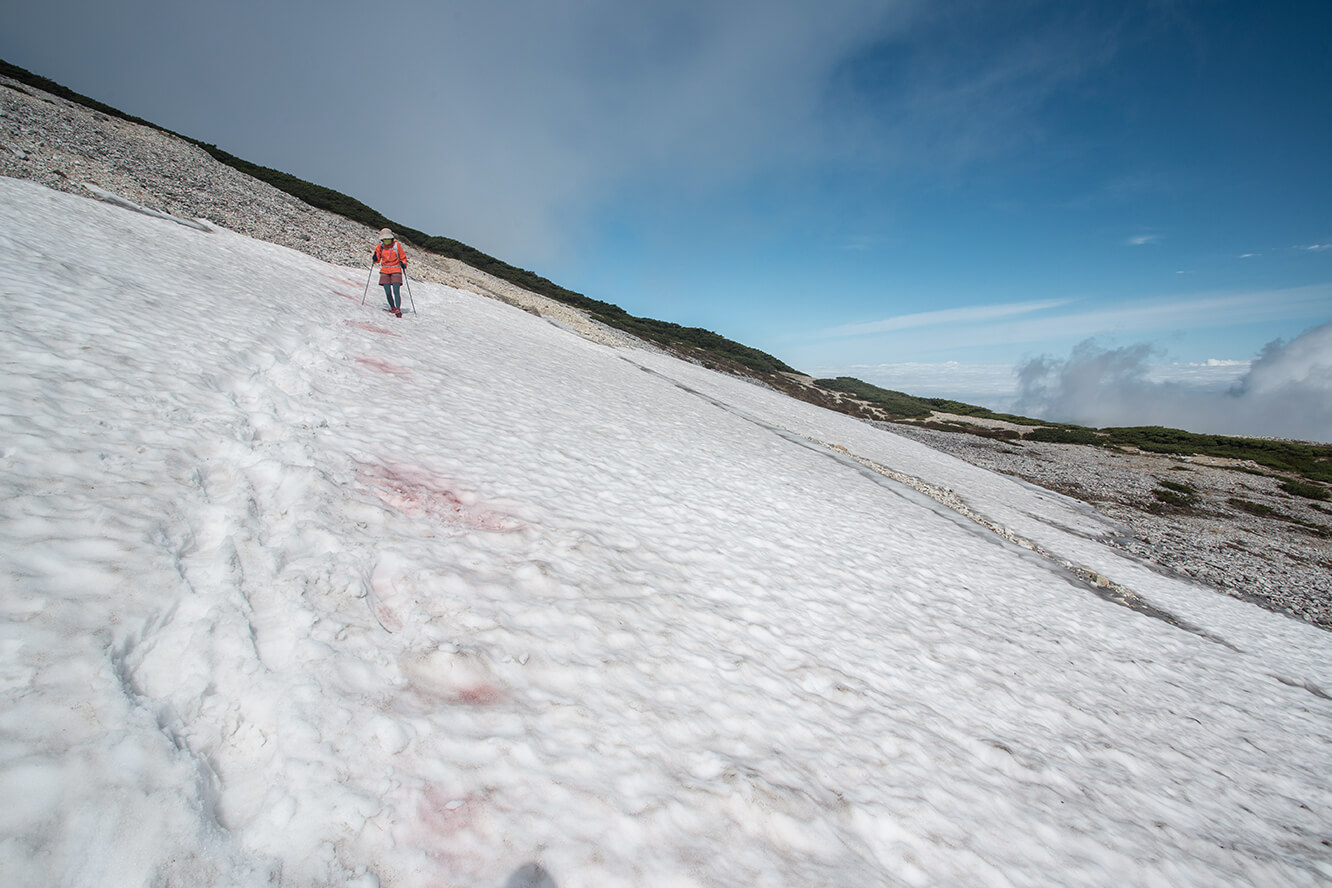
[811,283,1332,441]
[1012,324,1332,442]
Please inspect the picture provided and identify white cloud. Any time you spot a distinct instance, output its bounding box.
[1012,323,1332,441]
[1127,234,1160,246]
[1236,323,1332,396]
[1301,243,1332,252]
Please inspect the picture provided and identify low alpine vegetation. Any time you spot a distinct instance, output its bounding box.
[812,378,934,418]
[1279,479,1331,501]
[1153,481,1201,511]
[1229,497,1275,517]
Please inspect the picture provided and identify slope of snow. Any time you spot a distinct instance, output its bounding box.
[1,175,1330,887]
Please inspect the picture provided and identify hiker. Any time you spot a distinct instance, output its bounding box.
[372,228,408,317]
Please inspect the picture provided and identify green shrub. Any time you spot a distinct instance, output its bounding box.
[921,399,1046,426]
[1103,427,1332,482]
[611,318,795,374]
[1279,479,1331,501]
[1025,426,1103,445]
[1153,484,1199,510]
[1226,497,1332,537]
[1229,498,1275,517]
[1158,479,1196,495]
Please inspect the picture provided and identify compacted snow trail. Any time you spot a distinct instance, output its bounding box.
[2,176,1331,887]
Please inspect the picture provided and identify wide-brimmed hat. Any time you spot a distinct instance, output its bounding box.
[379,228,393,240]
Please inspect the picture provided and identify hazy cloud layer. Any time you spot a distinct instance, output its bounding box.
[4,0,1143,263]
[1013,324,1332,442]
[336,0,922,259]
[4,0,926,259]
[386,0,917,255]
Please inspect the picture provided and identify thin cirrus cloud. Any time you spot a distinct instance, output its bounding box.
[820,298,1073,338]
[816,284,1332,351]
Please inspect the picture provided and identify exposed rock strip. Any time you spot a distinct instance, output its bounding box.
[886,423,1332,629]
[813,438,1240,645]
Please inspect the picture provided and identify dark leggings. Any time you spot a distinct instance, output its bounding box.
[382,283,401,309]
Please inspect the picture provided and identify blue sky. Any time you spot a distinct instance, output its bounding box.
[4,0,1331,435]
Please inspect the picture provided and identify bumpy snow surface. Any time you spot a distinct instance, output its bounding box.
[2,176,1330,887]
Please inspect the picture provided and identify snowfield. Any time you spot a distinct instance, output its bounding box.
[1,175,1330,887]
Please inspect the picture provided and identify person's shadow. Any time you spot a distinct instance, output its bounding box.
[504,863,557,888]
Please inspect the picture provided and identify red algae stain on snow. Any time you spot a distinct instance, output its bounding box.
[358,462,522,532]
[323,272,360,285]
[411,788,496,875]
[420,787,476,835]
[354,355,411,376]
[398,646,510,711]
[327,286,362,302]
[391,649,510,734]
[343,319,401,337]
[453,684,505,706]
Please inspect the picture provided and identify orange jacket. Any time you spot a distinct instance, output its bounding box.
[374,241,406,273]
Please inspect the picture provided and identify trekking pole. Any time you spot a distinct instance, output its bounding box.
[402,268,418,314]
[360,263,376,306]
